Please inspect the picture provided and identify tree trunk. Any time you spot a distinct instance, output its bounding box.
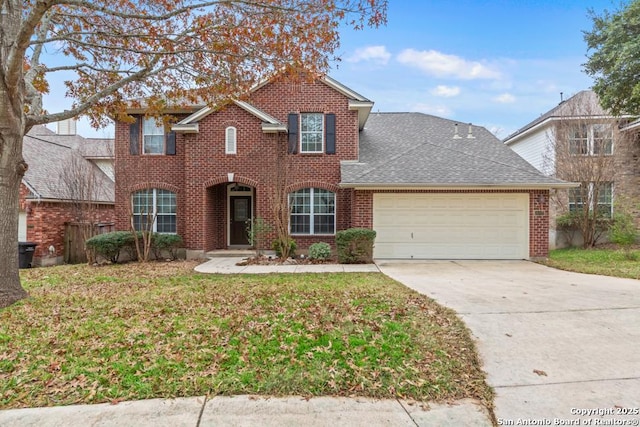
[0,127,29,308]
[0,29,29,307]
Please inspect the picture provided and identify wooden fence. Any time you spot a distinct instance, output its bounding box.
[64,222,115,264]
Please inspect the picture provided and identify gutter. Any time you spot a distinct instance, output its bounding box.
[24,196,115,205]
[338,182,579,190]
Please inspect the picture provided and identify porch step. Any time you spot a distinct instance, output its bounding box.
[206,249,276,258]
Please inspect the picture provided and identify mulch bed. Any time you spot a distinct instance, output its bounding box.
[236,254,338,266]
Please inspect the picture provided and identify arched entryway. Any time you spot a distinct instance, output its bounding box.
[204,181,255,250]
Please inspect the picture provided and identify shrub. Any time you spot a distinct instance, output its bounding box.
[85,231,134,263]
[152,234,184,260]
[610,211,638,259]
[272,238,297,258]
[308,242,332,260]
[247,217,272,257]
[336,228,376,264]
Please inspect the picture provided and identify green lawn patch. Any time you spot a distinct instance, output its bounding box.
[1,261,492,409]
[543,247,640,279]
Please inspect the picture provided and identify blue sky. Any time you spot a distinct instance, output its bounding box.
[43,0,616,139]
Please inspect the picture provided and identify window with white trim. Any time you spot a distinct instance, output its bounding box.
[568,182,613,218]
[143,118,165,154]
[132,189,177,233]
[596,182,613,218]
[225,126,237,154]
[568,124,613,155]
[568,186,586,213]
[300,113,324,153]
[289,188,335,235]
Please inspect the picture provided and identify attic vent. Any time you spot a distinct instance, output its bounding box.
[453,123,462,139]
[467,123,475,139]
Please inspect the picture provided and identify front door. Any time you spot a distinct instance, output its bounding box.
[230,196,251,245]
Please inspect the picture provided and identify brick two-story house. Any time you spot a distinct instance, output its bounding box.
[115,75,570,260]
[504,90,640,248]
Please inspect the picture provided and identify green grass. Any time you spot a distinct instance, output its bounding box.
[0,261,492,409]
[543,247,640,279]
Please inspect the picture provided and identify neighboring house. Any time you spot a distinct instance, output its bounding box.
[19,122,115,265]
[504,90,639,248]
[114,75,570,260]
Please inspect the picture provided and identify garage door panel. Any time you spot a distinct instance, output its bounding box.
[373,194,529,259]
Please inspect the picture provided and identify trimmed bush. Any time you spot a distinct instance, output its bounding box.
[272,238,297,258]
[610,211,638,259]
[86,231,134,263]
[308,242,331,260]
[336,228,376,264]
[152,234,184,260]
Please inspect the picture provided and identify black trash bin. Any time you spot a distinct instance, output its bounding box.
[18,242,37,268]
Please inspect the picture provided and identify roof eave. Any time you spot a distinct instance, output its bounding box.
[172,123,199,134]
[339,182,579,190]
[505,114,634,145]
[20,179,41,199]
[349,100,374,130]
[24,196,115,204]
[620,118,640,131]
[261,123,287,133]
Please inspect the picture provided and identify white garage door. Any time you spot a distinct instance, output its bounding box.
[373,193,529,259]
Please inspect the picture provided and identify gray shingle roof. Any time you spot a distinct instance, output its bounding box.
[503,91,611,144]
[22,126,114,203]
[341,112,570,187]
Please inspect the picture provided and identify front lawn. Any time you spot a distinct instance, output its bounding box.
[0,261,492,409]
[543,247,640,279]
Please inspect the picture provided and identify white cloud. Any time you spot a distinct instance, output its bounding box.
[431,85,461,97]
[493,93,516,104]
[347,45,391,65]
[397,49,501,80]
[409,103,452,117]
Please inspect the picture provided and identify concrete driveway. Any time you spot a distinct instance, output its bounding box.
[377,260,640,424]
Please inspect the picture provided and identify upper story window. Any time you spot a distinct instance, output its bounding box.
[143,118,165,154]
[130,116,176,156]
[132,188,177,233]
[592,124,613,155]
[225,126,237,154]
[289,188,335,235]
[568,124,613,156]
[300,113,324,153]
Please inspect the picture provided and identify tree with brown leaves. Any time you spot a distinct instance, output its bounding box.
[0,0,387,308]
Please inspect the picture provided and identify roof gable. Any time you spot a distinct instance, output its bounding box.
[171,75,373,133]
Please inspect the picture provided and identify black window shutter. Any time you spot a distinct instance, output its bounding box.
[288,113,299,154]
[325,113,336,155]
[129,116,140,155]
[165,131,176,155]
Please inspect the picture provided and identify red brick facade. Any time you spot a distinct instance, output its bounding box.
[115,79,359,253]
[19,183,115,264]
[114,78,551,258]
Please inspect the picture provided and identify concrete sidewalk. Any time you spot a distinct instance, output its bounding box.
[0,395,492,427]
[194,257,381,274]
